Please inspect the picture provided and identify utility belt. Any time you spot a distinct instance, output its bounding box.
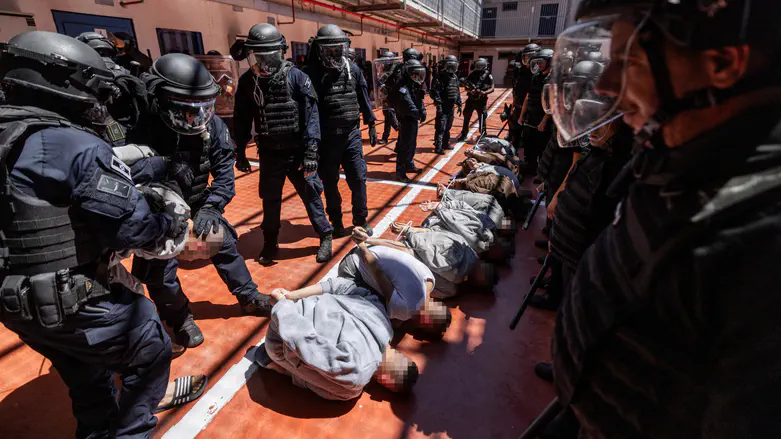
[322,121,359,137]
[254,133,300,151]
[0,269,110,328]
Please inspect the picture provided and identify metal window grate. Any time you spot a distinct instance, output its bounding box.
[502,2,518,12]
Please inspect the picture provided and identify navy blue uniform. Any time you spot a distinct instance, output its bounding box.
[459,70,494,139]
[128,115,260,327]
[393,78,426,175]
[233,66,332,237]
[4,126,174,439]
[305,62,375,227]
[430,71,462,149]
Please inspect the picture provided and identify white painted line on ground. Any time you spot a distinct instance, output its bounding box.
[243,166,439,192]
[163,88,513,439]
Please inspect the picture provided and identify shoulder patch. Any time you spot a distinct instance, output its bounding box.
[97,174,131,199]
[111,155,133,181]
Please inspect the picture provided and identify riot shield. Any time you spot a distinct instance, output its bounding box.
[194,55,240,119]
[372,55,402,109]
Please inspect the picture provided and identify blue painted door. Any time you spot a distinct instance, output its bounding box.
[51,10,135,40]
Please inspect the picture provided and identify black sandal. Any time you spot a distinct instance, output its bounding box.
[154,375,208,413]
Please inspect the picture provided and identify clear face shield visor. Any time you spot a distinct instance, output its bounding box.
[161,98,216,135]
[521,52,537,67]
[444,61,458,74]
[318,42,347,70]
[408,68,426,85]
[473,61,487,71]
[530,58,549,74]
[250,50,283,77]
[550,14,648,142]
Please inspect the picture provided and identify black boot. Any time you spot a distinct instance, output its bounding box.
[456,133,468,142]
[534,239,549,250]
[434,146,445,155]
[358,222,374,237]
[529,293,561,311]
[534,362,554,383]
[174,315,204,348]
[316,233,333,263]
[396,172,412,183]
[332,220,349,238]
[378,137,388,145]
[258,232,279,266]
[240,293,273,316]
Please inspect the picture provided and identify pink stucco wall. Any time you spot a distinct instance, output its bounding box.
[11,0,455,60]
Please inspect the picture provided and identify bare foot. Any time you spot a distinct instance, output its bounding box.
[157,375,206,410]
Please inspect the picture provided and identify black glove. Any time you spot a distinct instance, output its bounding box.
[457,105,463,116]
[193,205,222,238]
[168,160,194,188]
[137,185,166,213]
[420,110,427,123]
[368,123,377,147]
[235,150,251,173]
[302,146,318,174]
[167,212,189,239]
[435,103,442,114]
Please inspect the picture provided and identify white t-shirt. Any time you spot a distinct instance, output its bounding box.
[355,246,435,321]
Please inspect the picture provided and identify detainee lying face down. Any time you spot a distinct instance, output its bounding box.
[374,347,420,393]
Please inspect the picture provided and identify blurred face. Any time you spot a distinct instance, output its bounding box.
[251,50,283,77]
[375,348,415,393]
[160,97,216,135]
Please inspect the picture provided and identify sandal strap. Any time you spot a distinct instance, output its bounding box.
[174,375,193,399]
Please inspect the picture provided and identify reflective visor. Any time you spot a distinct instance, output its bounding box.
[319,42,347,70]
[444,62,457,73]
[161,98,216,135]
[409,68,426,84]
[530,58,548,74]
[547,16,624,143]
[251,50,283,77]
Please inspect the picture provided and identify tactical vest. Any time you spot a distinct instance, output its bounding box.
[552,110,781,437]
[537,127,580,193]
[439,71,460,103]
[466,71,491,101]
[168,126,212,209]
[549,144,628,269]
[255,62,300,147]
[0,106,111,326]
[317,67,360,133]
[527,72,549,111]
[103,57,128,78]
[513,66,533,105]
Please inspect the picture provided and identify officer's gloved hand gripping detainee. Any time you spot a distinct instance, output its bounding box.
[134,183,191,260]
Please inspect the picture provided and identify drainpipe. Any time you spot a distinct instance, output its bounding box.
[119,0,145,6]
[277,0,296,25]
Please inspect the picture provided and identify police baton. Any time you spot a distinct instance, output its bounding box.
[522,190,545,231]
[510,253,552,330]
[496,120,509,137]
[517,397,562,439]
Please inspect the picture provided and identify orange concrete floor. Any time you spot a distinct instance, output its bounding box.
[0,88,557,439]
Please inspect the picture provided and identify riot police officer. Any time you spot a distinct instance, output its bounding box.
[430,54,462,154]
[508,43,540,144]
[518,48,553,175]
[76,31,144,147]
[128,53,272,348]
[548,0,781,437]
[304,25,377,237]
[0,31,193,437]
[232,24,333,265]
[457,57,494,141]
[392,59,427,183]
[379,48,421,145]
[377,50,400,145]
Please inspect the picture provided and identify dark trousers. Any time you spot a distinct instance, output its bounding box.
[381,108,398,140]
[434,102,456,148]
[396,116,419,174]
[319,127,368,226]
[4,287,172,439]
[460,98,488,138]
[522,125,551,175]
[257,148,333,237]
[132,218,259,327]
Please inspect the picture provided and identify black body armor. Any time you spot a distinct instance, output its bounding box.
[439,71,460,104]
[255,62,300,147]
[0,107,111,327]
[316,67,360,132]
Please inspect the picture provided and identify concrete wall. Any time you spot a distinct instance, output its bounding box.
[5,0,456,60]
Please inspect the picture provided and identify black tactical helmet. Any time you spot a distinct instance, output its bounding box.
[443,54,458,73]
[381,50,396,58]
[151,53,220,99]
[0,31,115,105]
[150,53,220,135]
[585,51,608,65]
[245,23,288,52]
[576,0,781,50]
[522,43,541,54]
[348,47,356,62]
[404,58,426,85]
[473,58,488,71]
[570,60,604,80]
[516,43,541,65]
[312,24,350,70]
[402,48,421,62]
[76,32,117,58]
